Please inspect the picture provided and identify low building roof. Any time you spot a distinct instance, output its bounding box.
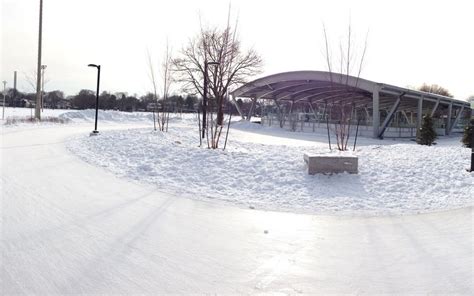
[231,71,470,111]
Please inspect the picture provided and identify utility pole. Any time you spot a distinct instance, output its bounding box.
[41,65,47,111]
[2,81,6,120]
[202,61,208,138]
[470,102,474,172]
[35,0,43,120]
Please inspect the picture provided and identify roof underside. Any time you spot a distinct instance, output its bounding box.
[231,71,470,111]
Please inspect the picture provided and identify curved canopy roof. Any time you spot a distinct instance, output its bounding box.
[231,71,470,110]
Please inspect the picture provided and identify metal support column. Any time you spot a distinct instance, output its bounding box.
[449,106,465,134]
[230,95,245,120]
[431,98,440,117]
[417,96,423,131]
[247,97,257,121]
[446,102,453,135]
[308,100,318,120]
[378,94,403,138]
[372,86,380,138]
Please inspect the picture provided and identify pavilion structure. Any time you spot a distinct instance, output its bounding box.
[230,71,471,138]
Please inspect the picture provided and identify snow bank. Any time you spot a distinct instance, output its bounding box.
[1,107,165,127]
[58,109,155,123]
[66,119,473,215]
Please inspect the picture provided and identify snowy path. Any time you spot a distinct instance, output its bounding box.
[1,124,473,294]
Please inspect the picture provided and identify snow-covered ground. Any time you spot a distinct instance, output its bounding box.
[1,108,473,294]
[65,116,473,215]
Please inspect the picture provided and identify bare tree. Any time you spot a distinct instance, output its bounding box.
[322,21,369,151]
[24,69,50,112]
[173,15,263,148]
[146,50,160,131]
[160,40,174,132]
[418,83,453,97]
[24,70,50,93]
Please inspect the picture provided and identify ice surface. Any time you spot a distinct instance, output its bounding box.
[1,108,472,294]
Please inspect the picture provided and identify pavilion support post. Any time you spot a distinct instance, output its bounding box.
[449,106,464,134]
[308,100,318,120]
[274,98,285,128]
[288,100,296,131]
[247,97,257,121]
[372,87,380,138]
[417,96,423,132]
[378,95,402,138]
[364,107,370,123]
[319,103,328,128]
[431,98,440,117]
[446,102,453,135]
[231,95,245,120]
[401,111,410,124]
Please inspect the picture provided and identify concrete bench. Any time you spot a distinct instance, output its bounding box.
[304,153,358,175]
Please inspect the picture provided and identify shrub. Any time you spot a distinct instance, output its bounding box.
[462,119,474,148]
[417,115,437,146]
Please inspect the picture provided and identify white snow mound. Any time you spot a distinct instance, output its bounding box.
[66,119,473,215]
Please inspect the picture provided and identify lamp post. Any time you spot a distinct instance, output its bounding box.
[88,64,101,135]
[2,81,6,120]
[40,65,47,111]
[202,61,219,138]
[470,101,474,172]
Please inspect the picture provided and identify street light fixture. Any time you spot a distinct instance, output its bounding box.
[88,64,101,136]
[202,61,220,138]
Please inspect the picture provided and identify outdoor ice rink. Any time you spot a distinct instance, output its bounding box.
[1,110,472,294]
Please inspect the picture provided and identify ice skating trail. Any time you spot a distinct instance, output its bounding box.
[1,124,472,294]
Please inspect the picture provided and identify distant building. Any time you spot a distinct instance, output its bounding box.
[232,71,472,138]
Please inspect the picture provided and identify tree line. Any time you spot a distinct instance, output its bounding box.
[2,88,201,113]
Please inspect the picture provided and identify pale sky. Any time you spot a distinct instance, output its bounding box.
[1,0,473,99]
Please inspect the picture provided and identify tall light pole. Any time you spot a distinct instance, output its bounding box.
[41,65,47,111]
[470,101,474,172]
[35,0,43,120]
[202,61,219,138]
[88,64,101,135]
[2,81,6,120]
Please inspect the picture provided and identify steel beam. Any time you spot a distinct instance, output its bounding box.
[449,106,465,134]
[446,102,453,135]
[231,95,245,120]
[378,94,403,138]
[431,98,440,117]
[308,100,319,120]
[417,96,423,131]
[372,86,380,138]
[247,98,257,121]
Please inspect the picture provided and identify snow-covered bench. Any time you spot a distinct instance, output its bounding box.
[304,153,358,175]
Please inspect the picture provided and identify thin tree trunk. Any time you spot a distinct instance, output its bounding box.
[198,109,202,147]
[223,112,232,150]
